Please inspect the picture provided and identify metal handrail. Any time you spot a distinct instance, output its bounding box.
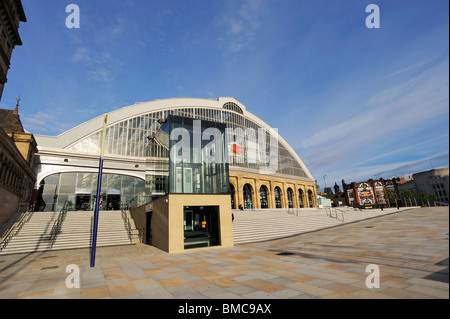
[325,207,345,223]
[286,207,299,216]
[0,210,33,251]
[121,204,133,243]
[49,201,69,247]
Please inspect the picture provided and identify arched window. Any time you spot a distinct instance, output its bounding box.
[260,185,268,209]
[223,102,243,114]
[308,190,314,208]
[274,186,282,208]
[243,184,253,209]
[287,188,294,208]
[230,184,236,209]
[298,189,304,208]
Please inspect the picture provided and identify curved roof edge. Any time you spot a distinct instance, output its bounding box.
[35,97,314,180]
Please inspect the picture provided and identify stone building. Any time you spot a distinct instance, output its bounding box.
[397,168,449,204]
[0,106,37,230]
[0,0,27,100]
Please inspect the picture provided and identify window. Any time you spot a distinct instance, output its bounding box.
[223,102,243,114]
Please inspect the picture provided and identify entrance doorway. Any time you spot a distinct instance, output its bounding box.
[260,185,268,208]
[274,186,282,208]
[76,194,91,210]
[230,184,236,209]
[106,194,121,210]
[183,206,220,249]
[243,184,253,209]
[287,188,294,208]
[146,212,153,245]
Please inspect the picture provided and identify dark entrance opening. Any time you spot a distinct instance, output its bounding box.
[243,184,253,209]
[146,212,153,245]
[260,185,268,209]
[287,188,294,208]
[230,184,236,209]
[274,186,282,208]
[76,195,91,211]
[184,206,220,249]
[106,194,121,210]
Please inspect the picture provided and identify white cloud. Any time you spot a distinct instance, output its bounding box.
[218,0,269,53]
[298,59,449,150]
[72,47,91,65]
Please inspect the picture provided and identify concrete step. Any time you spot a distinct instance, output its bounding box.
[231,207,405,244]
[0,210,135,255]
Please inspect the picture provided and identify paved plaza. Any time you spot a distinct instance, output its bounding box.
[0,207,448,300]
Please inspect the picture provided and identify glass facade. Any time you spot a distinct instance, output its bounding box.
[66,104,308,179]
[36,172,145,212]
[148,115,229,195]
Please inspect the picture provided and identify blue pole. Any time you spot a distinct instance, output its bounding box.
[90,115,108,268]
[90,158,103,267]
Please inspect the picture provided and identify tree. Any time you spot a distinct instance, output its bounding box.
[400,189,416,207]
[410,189,417,206]
[419,192,437,207]
[385,189,399,208]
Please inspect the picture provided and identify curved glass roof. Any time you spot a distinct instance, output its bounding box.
[53,98,312,180]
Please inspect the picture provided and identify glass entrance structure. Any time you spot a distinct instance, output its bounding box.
[145,114,230,250]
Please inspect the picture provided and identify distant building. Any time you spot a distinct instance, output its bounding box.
[321,182,346,207]
[0,106,37,230]
[0,0,27,100]
[398,168,449,204]
[342,178,399,207]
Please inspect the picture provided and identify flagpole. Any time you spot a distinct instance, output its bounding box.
[90,114,108,267]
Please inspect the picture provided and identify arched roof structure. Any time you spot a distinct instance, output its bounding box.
[35,97,314,181]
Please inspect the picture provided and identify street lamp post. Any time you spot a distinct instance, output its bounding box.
[323,175,327,193]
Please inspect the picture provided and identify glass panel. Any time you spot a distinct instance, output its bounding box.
[165,115,229,195]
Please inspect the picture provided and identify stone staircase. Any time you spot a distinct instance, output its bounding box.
[232,207,407,244]
[0,210,135,255]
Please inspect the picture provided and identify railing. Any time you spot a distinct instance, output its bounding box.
[49,201,69,247]
[0,209,34,252]
[325,207,345,222]
[121,204,133,243]
[286,207,299,216]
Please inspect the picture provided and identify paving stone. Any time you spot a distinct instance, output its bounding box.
[0,207,447,300]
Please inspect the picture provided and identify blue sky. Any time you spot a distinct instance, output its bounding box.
[1,0,448,190]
